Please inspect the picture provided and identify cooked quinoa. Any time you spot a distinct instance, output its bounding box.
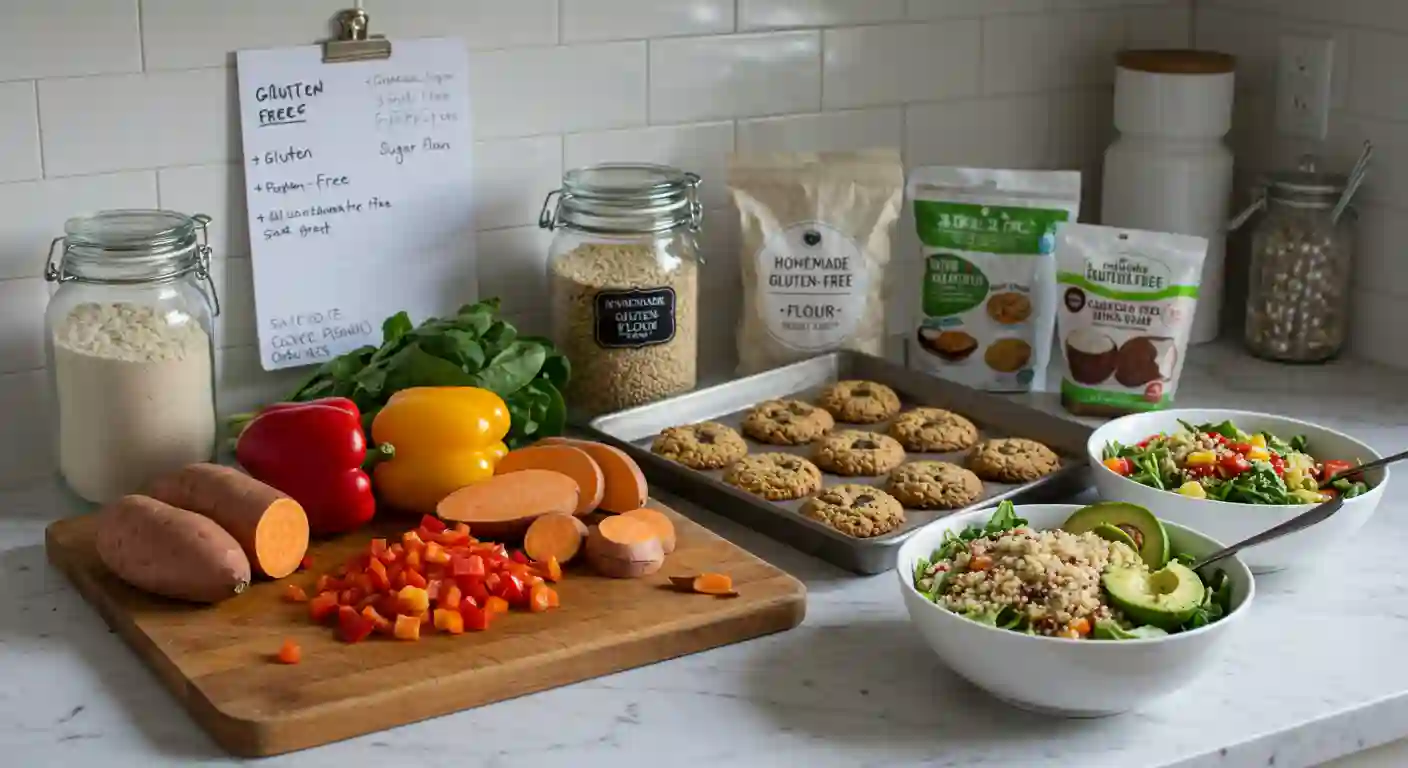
[918,528,1143,637]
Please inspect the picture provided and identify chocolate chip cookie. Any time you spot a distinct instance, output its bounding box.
[723,453,823,500]
[887,408,980,453]
[887,461,984,510]
[816,380,901,424]
[966,437,1060,483]
[802,484,906,538]
[812,430,906,476]
[741,399,835,445]
[651,421,748,469]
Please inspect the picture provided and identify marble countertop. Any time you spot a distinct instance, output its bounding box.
[3,343,1407,768]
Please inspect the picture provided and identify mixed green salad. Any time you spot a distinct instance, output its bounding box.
[912,501,1234,640]
[1102,419,1369,506]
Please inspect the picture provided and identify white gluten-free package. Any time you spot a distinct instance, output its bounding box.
[907,167,1082,393]
[1054,223,1208,416]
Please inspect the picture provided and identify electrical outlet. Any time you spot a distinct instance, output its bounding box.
[1276,35,1334,140]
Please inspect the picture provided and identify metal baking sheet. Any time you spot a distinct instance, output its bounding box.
[585,351,1093,575]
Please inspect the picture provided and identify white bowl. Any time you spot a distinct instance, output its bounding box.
[897,504,1253,718]
[1087,409,1387,573]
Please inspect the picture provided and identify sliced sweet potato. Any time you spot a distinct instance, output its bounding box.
[436,469,580,539]
[585,516,664,578]
[496,444,604,515]
[524,513,589,564]
[95,494,252,603]
[145,463,309,579]
[620,507,676,554]
[537,438,648,513]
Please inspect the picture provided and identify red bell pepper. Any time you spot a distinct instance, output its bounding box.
[235,397,383,536]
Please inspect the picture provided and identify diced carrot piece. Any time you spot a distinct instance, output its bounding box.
[425,541,451,565]
[362,605,392,634]
[433,608,465,634]
[405,548,423,571]
[369,538,388,558]
[276,638,301,664]
[403,530,425,550]
[529,583,552,613]
[397,585,430,615]
[393,614,421,641]
[485,596,509,615]
[283,583,309,603]
[405,569,428,589]
[441,584,462,609]
[544,586,560,608]
[367,558,390,591]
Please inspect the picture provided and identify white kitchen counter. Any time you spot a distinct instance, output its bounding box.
[2,343,1407,768]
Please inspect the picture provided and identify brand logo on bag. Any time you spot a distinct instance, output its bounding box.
[802,229,822,247]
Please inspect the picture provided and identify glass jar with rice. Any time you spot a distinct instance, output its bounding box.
[539,163,702,417]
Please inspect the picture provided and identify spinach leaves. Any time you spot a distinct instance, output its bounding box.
[283,299,570,448]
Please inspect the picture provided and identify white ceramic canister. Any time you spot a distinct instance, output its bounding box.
[1101,50,1236,345]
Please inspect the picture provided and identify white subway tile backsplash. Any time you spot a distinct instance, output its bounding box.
[1351,203,1408,301]
[0,0,140,81]
[906,0,1048,20]
[211,257,256,349]
[740,0,906,30]
[140,0,346,70]
[0,370,54,488]
[562,0,734,42]
[822,23,980,109]
[736,108,903,154]
[469,43,647,139]
[983,11,1125,95]
[0,278,47,375]
[39,68,236,177]
[564,122,735,208]
[1125,5,1193,50]
[906,96,1052,169]
[1350,290,1408,371]
[365,0,558,51]
[1048,89,1114,169]
[475,225,554,303]
[215,345,312,419]
[474,136,563,230]
[157,164,248,258]
[1350,30,1408,124]
[0,172,159,281]
[649,32,821,123]
[0,83,42,183]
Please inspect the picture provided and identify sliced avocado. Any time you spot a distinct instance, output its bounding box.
[1102,562,1205,631]
[1061,502,1170,569]
[1091,523,1139,551]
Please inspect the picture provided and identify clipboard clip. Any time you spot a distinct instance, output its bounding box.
[324,7,392,63]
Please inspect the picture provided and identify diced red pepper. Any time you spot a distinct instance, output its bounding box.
[308,591,340,622]
[510,549,530,565]
[404,548,423,572]
[484,571,502,593]
[393,614,421,641]
[1187,464,1217,479]
[497,573,529,607]
[283,583,309,603]
[1231,442,1253,454]
[436,529,471,547]
[1269,454,1286,476]
[369,538,388,558]
[367,558,391,591]
[361,605,393,634]
[458,576,490,606]
[337,605,375,644]
[425,541,451,565]
[419,514,447,534]
[461,599,491,631]
[403,530,425,549]
[1219,453,1252,475]
[1322,459,1357,483]
[441,583,463,609]
[315,574,336,594]
[276,638,302,664]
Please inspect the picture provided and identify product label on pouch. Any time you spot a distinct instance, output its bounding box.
[594,287,677,349]
[756,221,868,352]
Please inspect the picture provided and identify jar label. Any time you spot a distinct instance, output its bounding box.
[756,221,868,352]
[594,287,677,349]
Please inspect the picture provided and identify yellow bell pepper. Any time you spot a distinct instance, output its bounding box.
[1177,480,1208,499]
[1185,450,1216,467]
[370,387,511,516]
[1247,446,1271,461]
[1249,433,1268,449]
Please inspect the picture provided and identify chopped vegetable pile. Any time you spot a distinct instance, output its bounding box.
[271,298,570,449]
[286,515,562,643]
[1102,419,1369,505]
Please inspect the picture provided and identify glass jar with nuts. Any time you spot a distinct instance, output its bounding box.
[539,163,702,417]
[1243,165,1355,363]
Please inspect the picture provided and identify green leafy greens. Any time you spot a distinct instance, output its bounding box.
[279,299,570,448]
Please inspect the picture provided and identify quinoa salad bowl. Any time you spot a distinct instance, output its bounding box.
[897,503,1253,718]
[1088,409,1387,573]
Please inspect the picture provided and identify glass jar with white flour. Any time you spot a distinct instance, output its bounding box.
[43,210,221,503]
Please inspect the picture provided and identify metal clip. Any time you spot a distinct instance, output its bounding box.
[538,190,562,230]
[1227,190,1266,233]
[685,172,703,233]
[43,236,70,283]
[192,213,221,317]
[323,7,392,63]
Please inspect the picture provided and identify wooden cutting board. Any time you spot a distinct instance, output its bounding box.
[46,501,806,757]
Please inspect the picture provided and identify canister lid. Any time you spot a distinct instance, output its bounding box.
[1117,49,1236,75]
[542,163,702,235]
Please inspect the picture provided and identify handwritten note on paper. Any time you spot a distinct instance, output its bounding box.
[235,38,475,371]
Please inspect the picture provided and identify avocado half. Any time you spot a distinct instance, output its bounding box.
[1102,562,1205,630]
[1061,502,1170,569]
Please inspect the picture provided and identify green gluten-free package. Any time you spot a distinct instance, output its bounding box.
[906,167,1082,393]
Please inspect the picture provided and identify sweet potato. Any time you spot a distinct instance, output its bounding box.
[524,512,589,564]
[538,438,649,513]
[95,495,251,603]
[436,469,580,539]
[585,516,664,578]
[146,463,309,579]
[620,507,676,554]
[495,444,604,515]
